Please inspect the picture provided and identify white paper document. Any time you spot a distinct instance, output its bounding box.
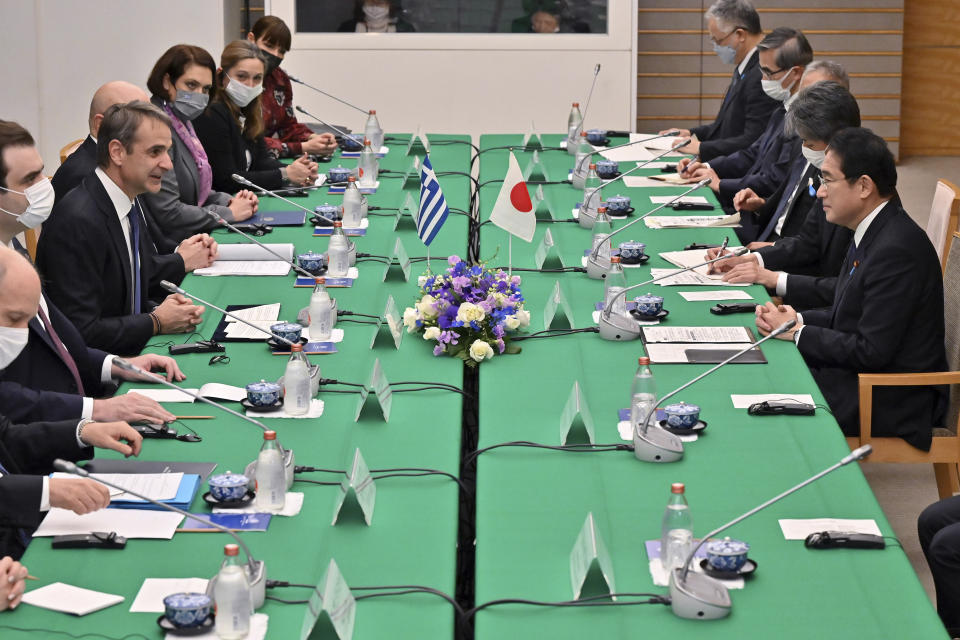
[650,195,709,205]
[213,491,304,517]
[302,327,345,343]
[636,161,673,169]
[49,472,182,502]
[22,582,124,616]
[246,399,324,419]
[165,613,269,640]
[130,578,210,613]
[679,290,754,302]
[33,508,184,539]
[223,320,282,340]
[643,326,753,343]
[631,132,688,151]
[194,243,295,276]
[731,394,815,409]
[779,518,882,540]
[649,268,747,287]
[598,145,657,163]
[645,214,740,229]
[645,343,755,364]
[226,303,281,323]
[622,176,686,188]
[128,383,246,403]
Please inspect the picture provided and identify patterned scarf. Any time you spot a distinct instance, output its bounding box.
[161,102,213,205]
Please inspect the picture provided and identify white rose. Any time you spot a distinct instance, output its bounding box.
[423,326,441,341]
[504,315,521,330]
[402,307,419,333]
[469,339,495,362]
[418,275,429,287]
[457,302,485,324]
[416,294,438,319]
[516,308,531,328]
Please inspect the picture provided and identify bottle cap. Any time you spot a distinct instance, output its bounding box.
[369,109,376,114]
[638,357,650,365]
[671,482,685,494]
[589,163,597,170]
[290,343,303,352]
[347,176,356,182]
[581,131,588,137]
[598,206,607,213]
[224,543,240,556]
[264,430,277,441]
[610,256,621,264]
[314,277,326,285]
[364,138,371,145]
[573,102,580,107]
[333,221,343,227]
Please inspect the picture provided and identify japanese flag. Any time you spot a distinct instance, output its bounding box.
[489,152,535,242]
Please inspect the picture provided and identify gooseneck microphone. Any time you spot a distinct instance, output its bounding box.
[287,75,369,115]
[669,444,873,620]
[53,458,268,608]
[205,211,318,280]
[586,177,712,279]
[230,174,336,226]
[112,356,297,491]
[295,106,362,146]
[577,63,602,136]
[573,130,681,177]
[630,319,796,463]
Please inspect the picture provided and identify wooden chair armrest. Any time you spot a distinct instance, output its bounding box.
[857,371,960,441]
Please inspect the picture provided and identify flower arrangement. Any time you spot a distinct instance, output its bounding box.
[403,256,530,366]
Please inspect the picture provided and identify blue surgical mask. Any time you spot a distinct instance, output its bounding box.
[714,41,737,65]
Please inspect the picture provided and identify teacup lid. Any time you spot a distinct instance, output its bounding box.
[607,195,629,203]
[269,322,301,333]
[596,158,617,165]
[298,251,324,259]
[246,380,282,393]
[587,128,605,134]
[619,239,645,247]
[209,472,249,487]
[163,592,212,608]
[706,537,750,555]
[634,292,664,303]
[664,401,700,415]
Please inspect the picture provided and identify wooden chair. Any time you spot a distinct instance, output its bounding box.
[924,179,960,272]
[59,138,84,165]
[847,231,960,499]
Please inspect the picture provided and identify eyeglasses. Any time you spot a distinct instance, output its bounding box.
[819,175,855,190]
[759,67,787,80]
[709,27,741,46]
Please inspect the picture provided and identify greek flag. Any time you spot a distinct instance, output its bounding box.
[416,154,449,246]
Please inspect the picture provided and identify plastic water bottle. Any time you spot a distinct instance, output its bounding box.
[213,544,251,639]
[571,132,594,190]
[342,176,363,227]
[283,344,311,416]
[583,163,602,218]
[327,221,350,277]
[604,256,628,315]
[591,207,613,261]
[308,278,334,341]
[629,356,657,436]
[358,138,378,187]
[566,102,583,154]
[255,430,286,511]
[661,483,693,574]
[364,110,383,150]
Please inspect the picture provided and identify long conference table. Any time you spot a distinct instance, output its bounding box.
[5,132,947,639]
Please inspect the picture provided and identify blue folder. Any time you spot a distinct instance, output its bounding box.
[108,473,202,511]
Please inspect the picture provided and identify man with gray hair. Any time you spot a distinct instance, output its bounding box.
[37,101,207,354]
[661,0,778,161]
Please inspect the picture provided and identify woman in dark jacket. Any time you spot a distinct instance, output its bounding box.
[194,40,317,194]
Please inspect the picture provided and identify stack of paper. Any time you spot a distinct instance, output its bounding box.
[128,383,247,403]
[649,268,746,287]
[48,472,203,511]
[660,248,744,274]
[23,583,124,616]
[33,509,184,539]
[645,213,741,229]
[194,244,295,277]
[641,326,762,364]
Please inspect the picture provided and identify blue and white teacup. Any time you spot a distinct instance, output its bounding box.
[618,241,646,263]
[663,402,701,428]
[586,128,607,145]
[634,293,664,316]
[606,194,632,214]
[208,472,249,502]
[269,323,302,345]
[163,592,212,628]
[245,380,283,406]
[315,203,341,221]
[705,538,750,572]
[327,165,352,183]
[596,159,619,179]
[297,251,327,275]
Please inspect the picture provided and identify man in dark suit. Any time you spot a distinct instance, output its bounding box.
[661,0,778,161]
[709,80,861,310]
[755,127,948,450]
[678,27,813,234]
[37,102,208,355]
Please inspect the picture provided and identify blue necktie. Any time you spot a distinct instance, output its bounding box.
[722,69,741,107]
[128,203,142,314]
[758,158,808,242]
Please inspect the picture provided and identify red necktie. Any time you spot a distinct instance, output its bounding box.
[36,305,86,396]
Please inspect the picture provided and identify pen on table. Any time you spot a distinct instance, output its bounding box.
[707,236,730,275]
[174,416,215,420]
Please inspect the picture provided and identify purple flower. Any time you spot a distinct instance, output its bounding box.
[496,338,505,354]
[448,255,461,266]
[439,330,459,345]
[433,345,445,356]
[492,324,505,339]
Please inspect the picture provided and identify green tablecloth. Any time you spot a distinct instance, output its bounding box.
[471,134,947,639]
[4,136,472,639]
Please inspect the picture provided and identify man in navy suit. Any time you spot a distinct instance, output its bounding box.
[37,102,209,354]
[755,127,947,450]
[661,0,778,161]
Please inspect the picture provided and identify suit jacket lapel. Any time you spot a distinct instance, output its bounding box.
[831,201,898,317]
[87,176,133,310]
[28,314,57,355]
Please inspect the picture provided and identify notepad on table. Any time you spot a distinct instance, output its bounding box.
[128,383,246,403]
[23,582,124,616]
[193,243,295,277]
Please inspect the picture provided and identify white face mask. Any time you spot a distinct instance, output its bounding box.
[761,72,797,103]
[802,145,826,169]
[363,5,390,21]
[224,75,263,108]
[0,326,28,369]
[0,176,55,229]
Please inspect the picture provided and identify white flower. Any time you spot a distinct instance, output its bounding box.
[418,275,429,287]
[403,307,419,333]
[423,326,441,341]
[504,315,521,330]
[469,339,495,362]
[416,294,438,319]
[492,292,507,307]
[516,308,531,328]
[457,302,485,324]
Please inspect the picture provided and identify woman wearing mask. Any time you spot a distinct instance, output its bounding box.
[142,44,257,244]
[194,40,318,194]
[246,16,337,159]
[338,0,415,33]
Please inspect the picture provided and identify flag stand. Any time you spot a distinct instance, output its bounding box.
[426,247,432,274]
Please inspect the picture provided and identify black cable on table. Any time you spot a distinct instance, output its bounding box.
[462,591,671,621]
[512,327,599,341]
[464,441,633,465]
[489,266,585,273]
[353,586,466,618]
[392,386,473,398]
[0,627,152,640]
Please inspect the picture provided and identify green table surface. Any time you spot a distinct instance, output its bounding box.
[4,136,473,639]
[471,134,947,639]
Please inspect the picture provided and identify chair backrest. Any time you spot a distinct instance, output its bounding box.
[943,231,960,432]
[926,179,960,272]
[59,138,84,165]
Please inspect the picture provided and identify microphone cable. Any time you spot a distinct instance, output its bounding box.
[464,441,633,466]
[489,266,586,273]
[462,591,671,622]
[294,465,469,494]
[469,145,565,170]
[512,328,600,341]
[265,582,465,618]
